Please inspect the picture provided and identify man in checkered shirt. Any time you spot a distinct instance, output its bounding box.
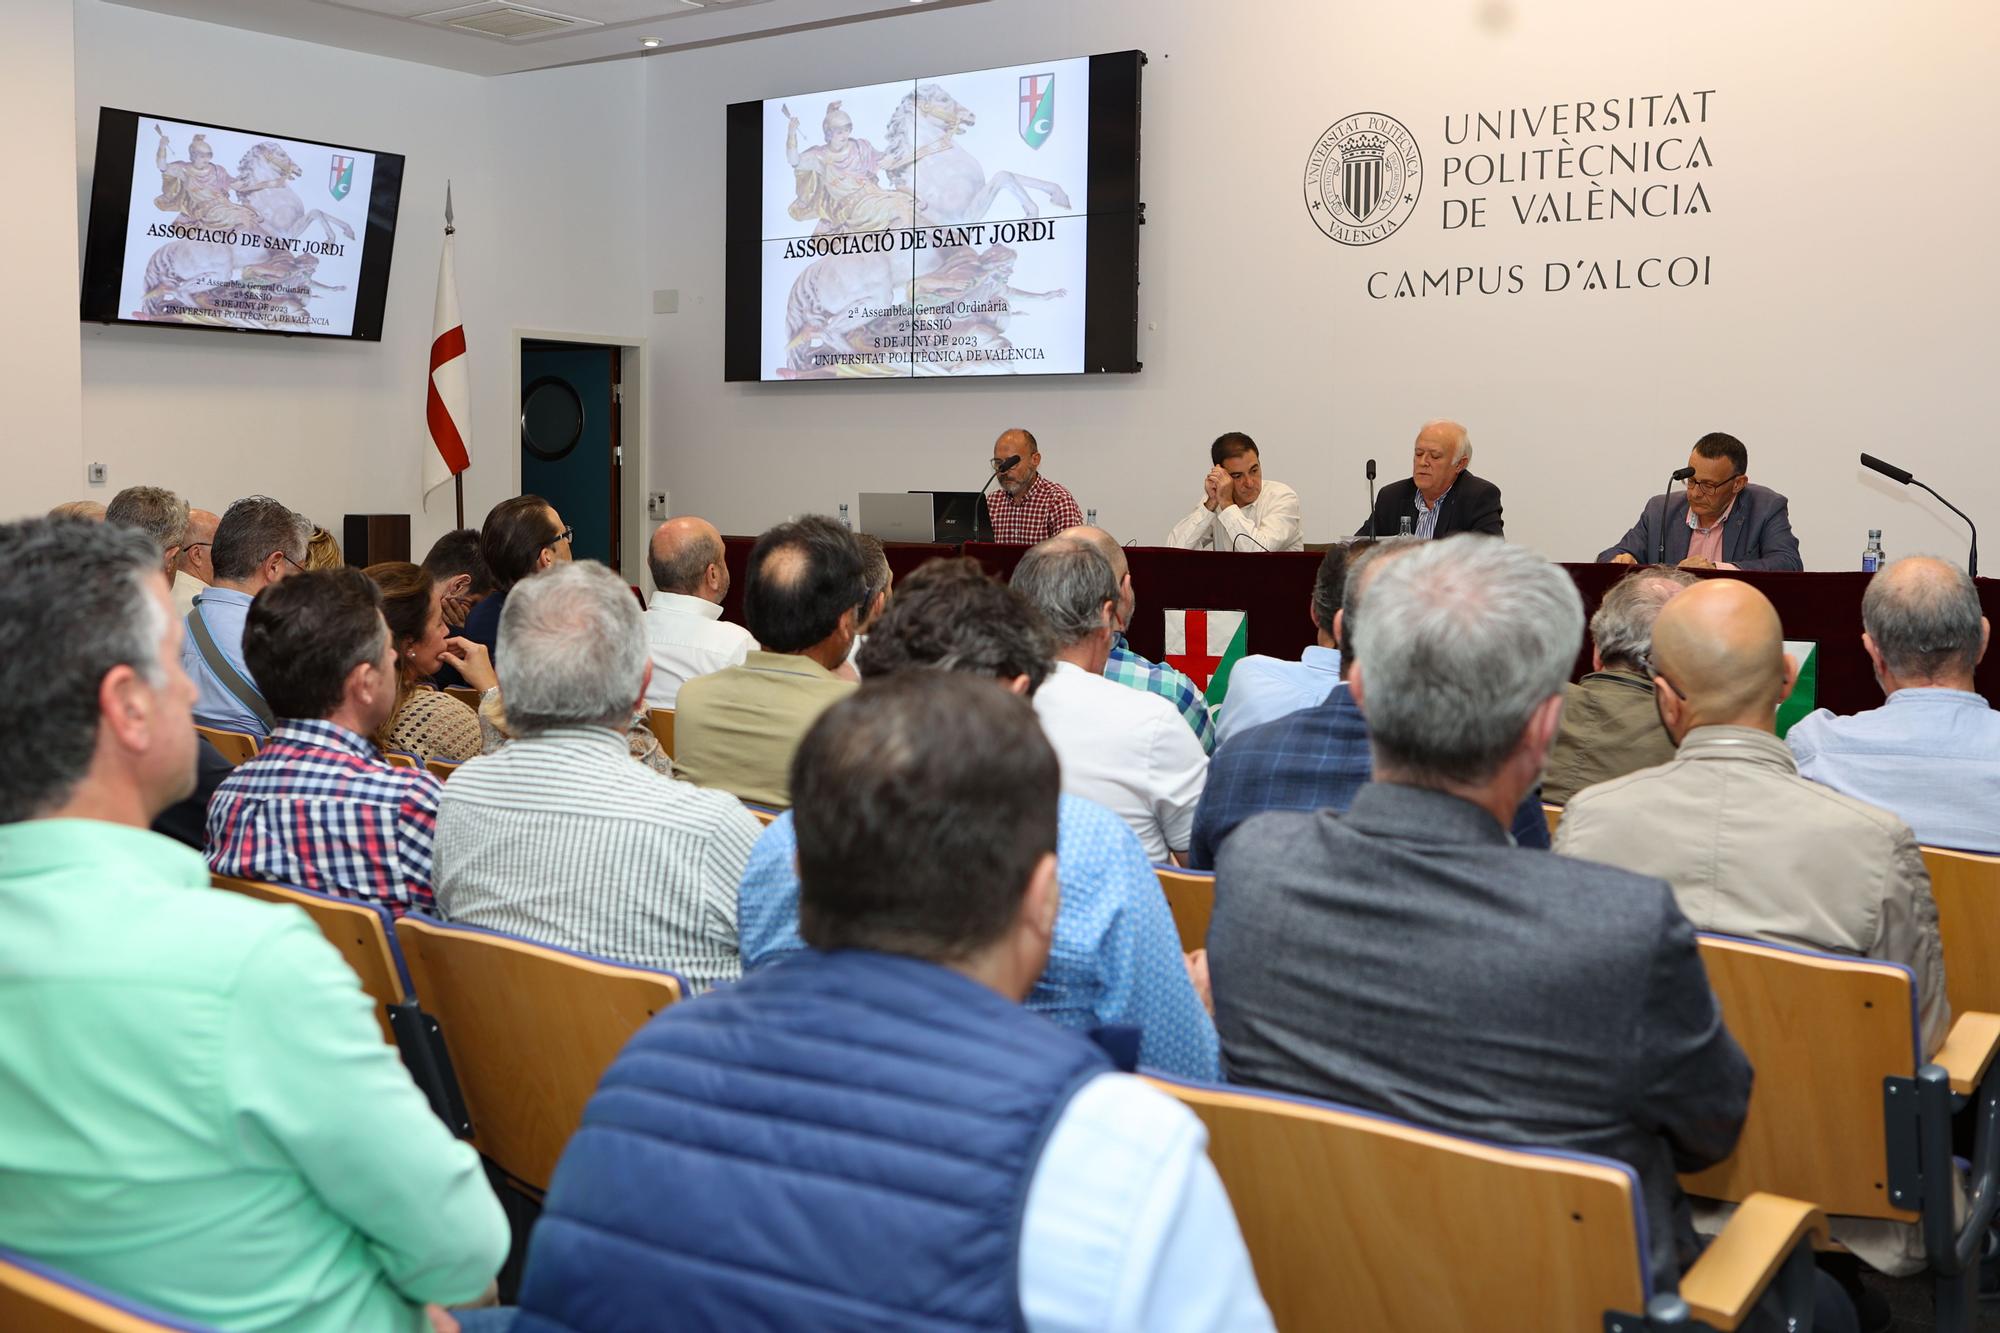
[986,428,1084,545]
[207,568,440,915]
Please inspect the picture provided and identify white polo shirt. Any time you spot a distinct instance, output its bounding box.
[643,591,756,709]
[1033,661,1208,861]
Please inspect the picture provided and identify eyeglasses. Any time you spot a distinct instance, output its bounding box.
[278,551,307,574]
[548,526,575,548]
[1684,472,1742,496]
[182,541,212,553]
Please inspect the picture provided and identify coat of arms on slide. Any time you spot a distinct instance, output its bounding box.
[1019,73,1054,148]
[1304,112,1422,246]
[328,154,355,201]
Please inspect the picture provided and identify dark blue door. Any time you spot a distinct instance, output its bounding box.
[520,341,620,567]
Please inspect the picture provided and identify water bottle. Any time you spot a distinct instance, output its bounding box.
[1862,529,1883,573]
[1398,516,1414,537]
[1086,507,1098,527]
[838,502,851,531]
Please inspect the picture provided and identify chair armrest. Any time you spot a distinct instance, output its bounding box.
[1934,1011,2000,1096]
[1676,1192,1829,1332]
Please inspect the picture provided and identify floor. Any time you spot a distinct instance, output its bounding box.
[1862,1270,2000,1331]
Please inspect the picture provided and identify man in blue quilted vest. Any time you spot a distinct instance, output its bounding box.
[508,672,1273,1332]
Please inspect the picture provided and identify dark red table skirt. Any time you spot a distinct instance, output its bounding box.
[719,537,2000,717]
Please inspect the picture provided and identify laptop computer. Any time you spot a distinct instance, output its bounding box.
[857,492,937,543]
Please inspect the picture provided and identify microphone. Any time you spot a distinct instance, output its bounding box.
[1658,466,1696,564]
[1232,530,1270,552]
[970,455,1017,544]
[1365,458,1378,540]
[994,454,1021,474]
[1860,453,1978,576]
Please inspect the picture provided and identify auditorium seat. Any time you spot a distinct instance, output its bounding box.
[443,686,484,711]
[1681,933,2000,1329]
[1923,845,2000,1017]
[392,914,683,1193]
[742,801,780,827]
[645,706,675,758]
[192,727,257,766]
[1153,865,1214,953]
[1150,1076,1827,1331]
[210,875,409,1045]
[425,758,460,782]
[1543,802,1563,838]
[0,1246,211,1332]
[383,751,419,769]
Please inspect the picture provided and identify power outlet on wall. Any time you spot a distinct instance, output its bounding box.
[87,462,107,486]
[647,491,670,521]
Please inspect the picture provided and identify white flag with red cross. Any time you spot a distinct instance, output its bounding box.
[1164,609,1249,704]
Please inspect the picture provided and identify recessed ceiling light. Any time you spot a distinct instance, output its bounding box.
[639,35,661,47]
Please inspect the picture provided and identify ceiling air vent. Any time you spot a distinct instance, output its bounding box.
[416,3,600,41]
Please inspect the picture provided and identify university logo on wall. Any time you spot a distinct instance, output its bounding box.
[1304,113,1421,246]
[1019,73,1055,148]
[328,154,355,201]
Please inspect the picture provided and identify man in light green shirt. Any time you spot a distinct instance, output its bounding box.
[0,515,508,1332]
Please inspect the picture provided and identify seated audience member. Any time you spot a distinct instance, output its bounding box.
[105,484,188,598]
[737,558,1220,1079]
[1011,539,1208,862]
[364,561,496,763]
[150,735,230,851]
[1788,557,2000,853]
[674,516,862,808]
[421,527,496,689]
[838,532,892,680]
[303,525,344,571]
[171,506,220,620]
[1599,432,1802,571]
[1216,543,1348,745]
[1541,566,1696,804]
[183,495,311,737]
[0,516,506,1333]
[1063,525,1216,753]
[46,499,105,521]
[1166,431,1304,552]
[436,562,758,992]
[986,427,1085,545]
[1556,577,1944,1285]
[459,494,573,661]
[1188,538,1550,869]
[512,674,1273,1332]
[1208,536,1772,1309]
[643,515,755,707]
[206,569,443,915]
[1357,420,1504,539]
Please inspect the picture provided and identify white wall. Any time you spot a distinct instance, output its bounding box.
[4,0,86,513]
[60,0,647,560]
[643,0,2000,569]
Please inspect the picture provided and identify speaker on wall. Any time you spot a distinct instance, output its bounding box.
[343,514,411,567]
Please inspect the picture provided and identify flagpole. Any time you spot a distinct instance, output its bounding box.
[446,182,464,530]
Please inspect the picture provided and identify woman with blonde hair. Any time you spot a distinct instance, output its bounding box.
[303,526,345,571]
[363,561,497,763]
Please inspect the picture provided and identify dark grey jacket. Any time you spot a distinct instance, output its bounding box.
[1209,781,1752,1291]
[1598,482,1803,570]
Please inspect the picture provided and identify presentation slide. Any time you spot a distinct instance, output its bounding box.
[114,117,379,335]
[759,57,1093,379]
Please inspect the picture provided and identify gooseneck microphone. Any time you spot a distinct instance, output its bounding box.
[1232,530,1270,552]
[1365,458,1379,540]
[1861,453,1978,576]
[1659,465,1696,564]
[970,454,1021,544]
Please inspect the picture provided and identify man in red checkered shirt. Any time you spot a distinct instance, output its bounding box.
[986,428,1084,545]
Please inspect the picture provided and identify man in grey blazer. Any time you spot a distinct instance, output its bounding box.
[1599,432,1803,571]
[1208,536,1758,1302]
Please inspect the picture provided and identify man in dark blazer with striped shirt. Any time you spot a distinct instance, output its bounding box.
[1599,432,1803,571]
[1356,419,1505,540]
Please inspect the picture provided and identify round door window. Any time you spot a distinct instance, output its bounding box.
[521,376,584,462]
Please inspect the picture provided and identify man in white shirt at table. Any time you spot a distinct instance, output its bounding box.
[1165,432,1303,553]
[642,516,755,709]
[1011,537,1208,863]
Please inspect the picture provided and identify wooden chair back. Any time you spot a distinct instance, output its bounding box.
[1679,934,1920,1221]
[646,707,675,758]
[1925,845,2000,1018]
[425,758,461,782]
[1153,1079,1650,1331]
[1154,866,1214,953]
[193,727,258,766]
[210,875,407,1044]
[383,751,418,769]
[742,802,779,827]
[392,915,682,1192]
[442,686,485,710]
[0,1248,210,1332]
[1543,801,1562,838]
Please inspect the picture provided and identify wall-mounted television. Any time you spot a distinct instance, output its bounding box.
[80,109,406,341]
[724,50,1143,382]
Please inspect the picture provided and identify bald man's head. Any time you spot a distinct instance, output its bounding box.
[1863,556,1987,688]
[177,507,221,583]
[1053,525,1133,628]
[1649,579,1793,737]
[648,515,728,602]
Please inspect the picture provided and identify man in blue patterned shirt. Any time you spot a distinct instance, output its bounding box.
[1061,525,1217,754]
[736,558,1220,1080]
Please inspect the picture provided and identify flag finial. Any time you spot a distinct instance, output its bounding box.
[444,180,455,235]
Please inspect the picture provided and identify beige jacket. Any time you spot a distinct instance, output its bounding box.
[671,650,856,809]
[1556,724,1947,1054]
[1556,724,1949,1274]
